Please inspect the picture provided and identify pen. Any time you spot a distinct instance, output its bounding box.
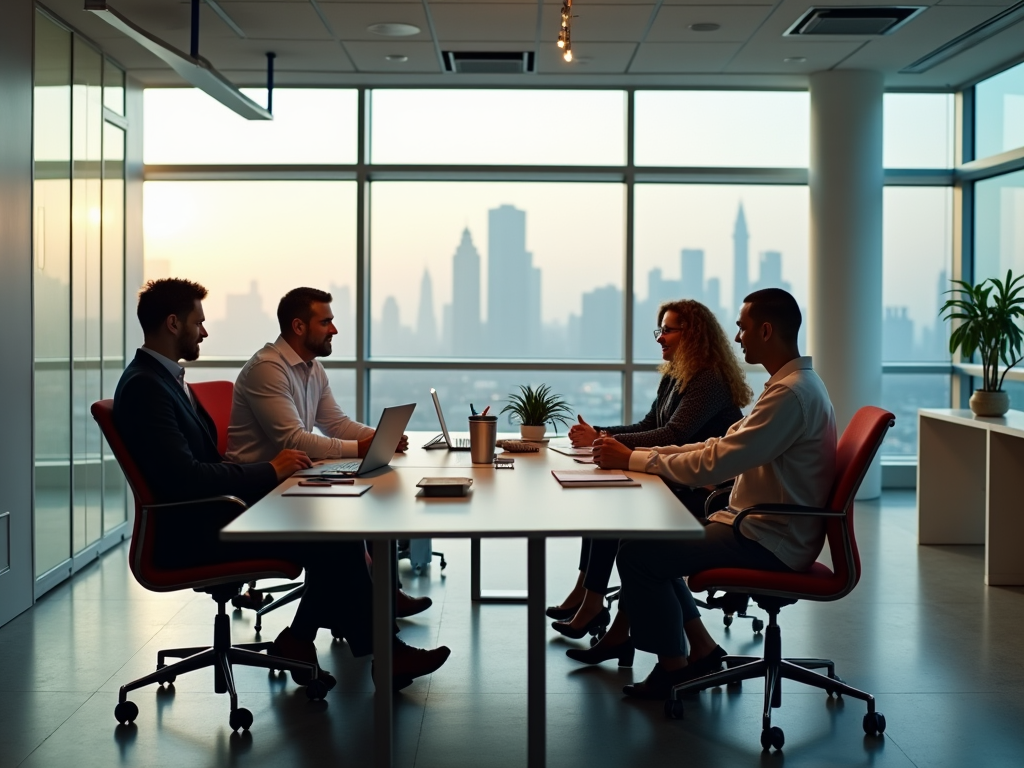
[471,403,478,416]
[481,406,491,416]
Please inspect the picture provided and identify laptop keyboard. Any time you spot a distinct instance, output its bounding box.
[322,460,361,473]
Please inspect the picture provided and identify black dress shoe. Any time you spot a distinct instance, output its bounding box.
[545,602,582,621]
[622,647,727,700]
[551,607,610,639]
[566,640,634,667]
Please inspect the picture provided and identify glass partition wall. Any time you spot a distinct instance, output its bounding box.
[144,87,955,464]
[33,10,129,593]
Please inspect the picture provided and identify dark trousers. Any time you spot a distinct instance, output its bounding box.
[616,522,792,657]
[576,484,712,595]
[154,510,376,656]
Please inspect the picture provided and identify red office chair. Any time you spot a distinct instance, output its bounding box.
[92,399,327,732]
[189,380,305,629]
[666,406,895,751]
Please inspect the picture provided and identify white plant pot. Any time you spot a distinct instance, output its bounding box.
[969,389,1010,417]
[519,425,547,441]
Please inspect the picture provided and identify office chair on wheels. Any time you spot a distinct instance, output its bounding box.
[188,381,305,627]
[92,400,329,732]
[664,406,895,752]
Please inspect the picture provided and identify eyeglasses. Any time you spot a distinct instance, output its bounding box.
[653,326,684,340]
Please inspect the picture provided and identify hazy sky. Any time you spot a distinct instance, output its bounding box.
[140,87,955,339]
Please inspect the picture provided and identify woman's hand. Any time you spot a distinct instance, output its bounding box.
[569,415,598,447]
[592,436,632,470]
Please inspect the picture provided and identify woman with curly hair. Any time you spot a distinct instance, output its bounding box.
[548,299,752,664]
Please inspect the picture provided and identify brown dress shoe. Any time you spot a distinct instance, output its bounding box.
[396,589,432,618]
[271,627,336,689]
[375,639,451,690]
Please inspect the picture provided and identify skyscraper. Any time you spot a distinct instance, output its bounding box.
[680,248,705,302]
[733,203,749,314]
[416,269,438,354]
[450,227,481,357]
[752,250,791,293]
[487,204,540,356]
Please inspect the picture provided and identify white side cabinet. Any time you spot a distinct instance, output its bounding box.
[918,409,1024,585]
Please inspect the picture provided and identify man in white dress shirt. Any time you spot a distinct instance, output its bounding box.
[227,287,429,619]
[592,288,837,699]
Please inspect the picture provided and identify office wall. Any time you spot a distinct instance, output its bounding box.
[0,0,36,625]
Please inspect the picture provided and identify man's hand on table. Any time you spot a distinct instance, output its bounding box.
[592,436,632,470]
[271,449,313,481]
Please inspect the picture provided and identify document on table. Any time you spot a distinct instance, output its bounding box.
[283,484,372,497]
[551,469,640,488]
[548,445,594,456]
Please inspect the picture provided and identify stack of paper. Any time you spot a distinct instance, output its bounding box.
[551,469,640,488]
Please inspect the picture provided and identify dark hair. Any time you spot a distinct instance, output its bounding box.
[137,278,208,334]
[277,287,333,335]
[743,288,802,344]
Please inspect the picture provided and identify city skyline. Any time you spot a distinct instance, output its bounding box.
[144,199,948,363]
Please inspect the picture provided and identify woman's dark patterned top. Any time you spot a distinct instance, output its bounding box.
[596,369,743,449]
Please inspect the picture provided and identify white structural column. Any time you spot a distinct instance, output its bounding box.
[809,70,884,498]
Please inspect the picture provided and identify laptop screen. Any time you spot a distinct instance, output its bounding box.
[430,388,454,447]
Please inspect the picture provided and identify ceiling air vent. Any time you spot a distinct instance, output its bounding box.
[785,7,924,36]
[443,51,535,74]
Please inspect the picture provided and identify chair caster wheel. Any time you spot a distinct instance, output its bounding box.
[760,726,784,751]
[439,559,447,570]
[664,699,684,719]
[752,619,764,633]
[155,664,175,685]
[229,707,253,732]
[412,565,424,576]
[114,700,139,725]
[306,679,330,700]
[723,614,733,628]
[863,711,886,735]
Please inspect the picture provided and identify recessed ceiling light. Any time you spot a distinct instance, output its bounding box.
[367,22,421,37]
[689,23,721,32]
[385,55,409,62]
[783,56,807,63]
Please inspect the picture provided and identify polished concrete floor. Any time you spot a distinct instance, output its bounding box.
[1,490,1022,767]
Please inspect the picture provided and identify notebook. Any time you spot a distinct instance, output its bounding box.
[551,469,640,488]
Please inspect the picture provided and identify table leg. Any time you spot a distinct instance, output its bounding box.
[371,538,394,768]
[471,537,528,603]
[918,415,986,544]
[526,537,546,768]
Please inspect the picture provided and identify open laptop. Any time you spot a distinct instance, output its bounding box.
[422,388,472,451]
[297,403,416,476]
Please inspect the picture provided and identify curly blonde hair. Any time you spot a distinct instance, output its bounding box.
[657,299,753,409]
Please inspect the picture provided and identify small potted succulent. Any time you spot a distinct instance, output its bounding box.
[500,384,574,441]
[940,270,1024,417]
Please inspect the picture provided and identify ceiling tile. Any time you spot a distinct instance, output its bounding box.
[629,41,741,72]
[646,5,770,43]
[724,39,865,74]
[343,41,443,72]
[539,4,654,42]
[205,2,333,40]
[430,3,538,41]
[538,41,637,73]
[318,3,432,41]
[201,38,354,71]
[836,6,1010,74]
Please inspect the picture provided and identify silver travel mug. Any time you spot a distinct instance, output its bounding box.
[468,415,498,464]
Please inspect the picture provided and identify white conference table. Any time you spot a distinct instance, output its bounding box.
[222,433,704,768]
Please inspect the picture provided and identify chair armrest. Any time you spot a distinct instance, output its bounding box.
[731,504,844,547]
[142,495,248,514]
[703,481,735,516]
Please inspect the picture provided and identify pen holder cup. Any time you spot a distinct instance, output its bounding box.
[468,416,498,464]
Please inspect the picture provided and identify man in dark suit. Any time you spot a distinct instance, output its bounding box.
[114,278,450,690]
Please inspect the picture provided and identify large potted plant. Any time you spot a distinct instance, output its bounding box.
[940,270,1024,417]
[500,384,573,441]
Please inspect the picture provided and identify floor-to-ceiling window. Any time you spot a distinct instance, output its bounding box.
[969,59,1024,408]
[141,86,955,462]
[33,9,130,594]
